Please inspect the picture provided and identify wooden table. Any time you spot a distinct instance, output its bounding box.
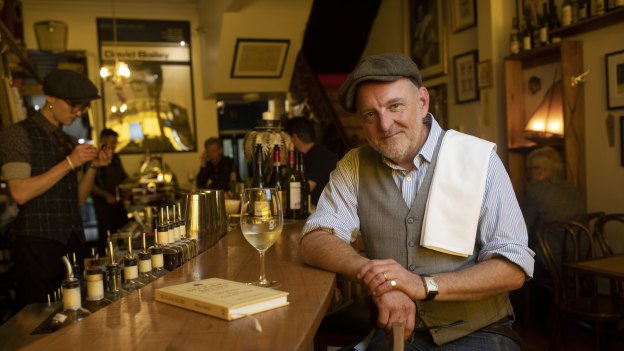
[564,254,624,280]
[17,220,335,351]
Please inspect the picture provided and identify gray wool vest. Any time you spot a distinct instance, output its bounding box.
[356,133,512,345]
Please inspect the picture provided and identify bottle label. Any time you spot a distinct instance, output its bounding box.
[523,36,532,51]
[562,6,572,26]
[539,27,548,43]
[289,182,301,209]
[86,280,104,301]
[62,286,81,310]
[152,253,164,268]
[254,201,271,219]
[167,229,175,244]
[139,259,152,273]
[510,40,520,54]
[157,230,168,245]
[124,265,139,280]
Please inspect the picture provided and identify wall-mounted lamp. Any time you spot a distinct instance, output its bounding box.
[524,80,564,142]
[34,20,67,52]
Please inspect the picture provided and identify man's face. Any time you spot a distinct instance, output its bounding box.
[355,78,430,169]
[49,97,88,126]
[206,143,222,164]
[101,135,118,152]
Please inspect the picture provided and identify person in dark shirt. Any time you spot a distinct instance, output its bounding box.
[91,128,129,254]
[196,137,236,193]
[0,70,111,308]
[285,117,339,205]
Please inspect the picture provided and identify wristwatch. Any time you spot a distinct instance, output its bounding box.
[421,275,439,301]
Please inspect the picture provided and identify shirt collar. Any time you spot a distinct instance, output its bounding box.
[32,112,62,135]
[381,113,442,171]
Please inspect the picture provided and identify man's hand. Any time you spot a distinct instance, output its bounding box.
[358,259,425,301]
[68,144,99,168]
[105,193,117,204]
[91,146,113,168]
[373,290,417,341]
[200,151,208,168]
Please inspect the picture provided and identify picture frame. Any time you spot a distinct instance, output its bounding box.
[606,49,624,110]
[230,38,290,78]
[427,83,449,129]
[477,60,492,89]
[453,50,479,104]
[403,0,448,80]
[450,0,477,33]
[97,18,197,154]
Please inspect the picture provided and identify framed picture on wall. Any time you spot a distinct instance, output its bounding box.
[403,0,448,79]
[428,83,448,129]
[97,18,197,154]
[231,38,290,78]
[453,50,479,104]
[450,0,477,33]
[606,49,624,110]
[477,59,492,89]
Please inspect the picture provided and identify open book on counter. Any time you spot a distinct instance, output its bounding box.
[155,277,289,320]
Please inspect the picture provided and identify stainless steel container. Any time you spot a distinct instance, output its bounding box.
[182,189,226,252]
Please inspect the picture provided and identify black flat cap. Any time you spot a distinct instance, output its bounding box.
[338,53,422,113]
[43,69,101,104]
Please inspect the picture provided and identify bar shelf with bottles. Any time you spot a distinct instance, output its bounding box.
[550,4,624,38]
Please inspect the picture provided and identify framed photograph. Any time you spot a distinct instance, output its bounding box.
[606,49,624,110]
[428,83,448,129]
[97,18,197,154]
[403,0,448,79]
[230,39,290,78]
[450,0,477,33]
[453,50,479,104]
[477,60,492,89]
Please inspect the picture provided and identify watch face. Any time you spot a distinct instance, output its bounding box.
[425,277,438,291]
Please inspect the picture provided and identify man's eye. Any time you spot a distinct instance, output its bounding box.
[390,103,402,110]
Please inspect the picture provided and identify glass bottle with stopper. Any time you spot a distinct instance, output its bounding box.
[122,236,145,292]
[50,255,92,329]
[157,207,180,271]
[137,232,158,284]
[177,201,198,257]
[149,232,167,278]
[166,205,189,264]
[104,240,128,301]
[173,203,195,259]
[83,263,112,313]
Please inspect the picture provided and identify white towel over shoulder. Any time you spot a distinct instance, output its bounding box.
[420,130,496,257]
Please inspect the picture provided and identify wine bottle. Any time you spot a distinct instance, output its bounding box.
[539,3,550,45]
[268,144,286,212]
[562,0,573,26]
[578,0,588,20]
[548,2,561,42]
[509,17,521,55]
[522,17,532,51]
[251,143,266,187]
[596,0,606,15]
[287,151,309,219]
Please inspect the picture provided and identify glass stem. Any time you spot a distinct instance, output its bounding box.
[258,250,268,286]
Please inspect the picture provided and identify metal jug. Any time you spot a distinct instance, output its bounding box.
[182,189,226,253]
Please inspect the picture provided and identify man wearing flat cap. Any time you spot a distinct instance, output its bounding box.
[299,53,534,349]
[0,69,112,309]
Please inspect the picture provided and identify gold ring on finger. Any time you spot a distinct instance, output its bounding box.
[383,272,388,281]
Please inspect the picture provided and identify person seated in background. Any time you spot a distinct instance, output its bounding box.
[522,146,586,277]
[285,117,339,205]
[91,128,130,254]
[196,137,236,194]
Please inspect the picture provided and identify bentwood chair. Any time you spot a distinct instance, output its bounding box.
[593,213,624,297]
[538,220,624,351]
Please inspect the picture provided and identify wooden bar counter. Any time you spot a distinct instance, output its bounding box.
[20,220,336,351]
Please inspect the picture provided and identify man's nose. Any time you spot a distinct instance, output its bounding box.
[377,110,394,131]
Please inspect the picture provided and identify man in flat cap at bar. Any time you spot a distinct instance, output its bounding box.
[299,53,534,350]
[0,69,112,309]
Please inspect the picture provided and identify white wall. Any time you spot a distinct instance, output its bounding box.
[22,0,218,187]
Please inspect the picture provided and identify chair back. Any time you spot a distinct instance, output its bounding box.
[593,213,624,256]
[537,220,594,304]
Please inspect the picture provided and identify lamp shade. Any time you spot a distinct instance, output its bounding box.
[524,80,564,139]
[34,20,67,52]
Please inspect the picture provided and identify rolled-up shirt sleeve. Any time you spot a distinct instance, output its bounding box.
[477,152,535,278]
[302,149,361,243]
[0,126,31,180]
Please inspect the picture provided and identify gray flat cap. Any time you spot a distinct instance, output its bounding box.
[338,53,422,113]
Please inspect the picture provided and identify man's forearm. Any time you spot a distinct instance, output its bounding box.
[298,231,369,280]
[78,167,97,205]
[433,258,525,301]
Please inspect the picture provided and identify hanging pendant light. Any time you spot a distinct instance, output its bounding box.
[99,0,130,86]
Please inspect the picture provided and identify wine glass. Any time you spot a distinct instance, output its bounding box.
[240,187,283,287]
[187,170,196,190]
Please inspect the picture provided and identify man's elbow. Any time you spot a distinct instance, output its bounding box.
[508,264,527,291]
[9,188,28,205]
[298,235,315,265]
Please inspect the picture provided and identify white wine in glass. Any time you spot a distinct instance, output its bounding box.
[240,187,283,287]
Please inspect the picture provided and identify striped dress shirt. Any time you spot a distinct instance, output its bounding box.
[303,115,535,277]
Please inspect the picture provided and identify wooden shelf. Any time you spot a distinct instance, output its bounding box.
[550,6,624,38]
